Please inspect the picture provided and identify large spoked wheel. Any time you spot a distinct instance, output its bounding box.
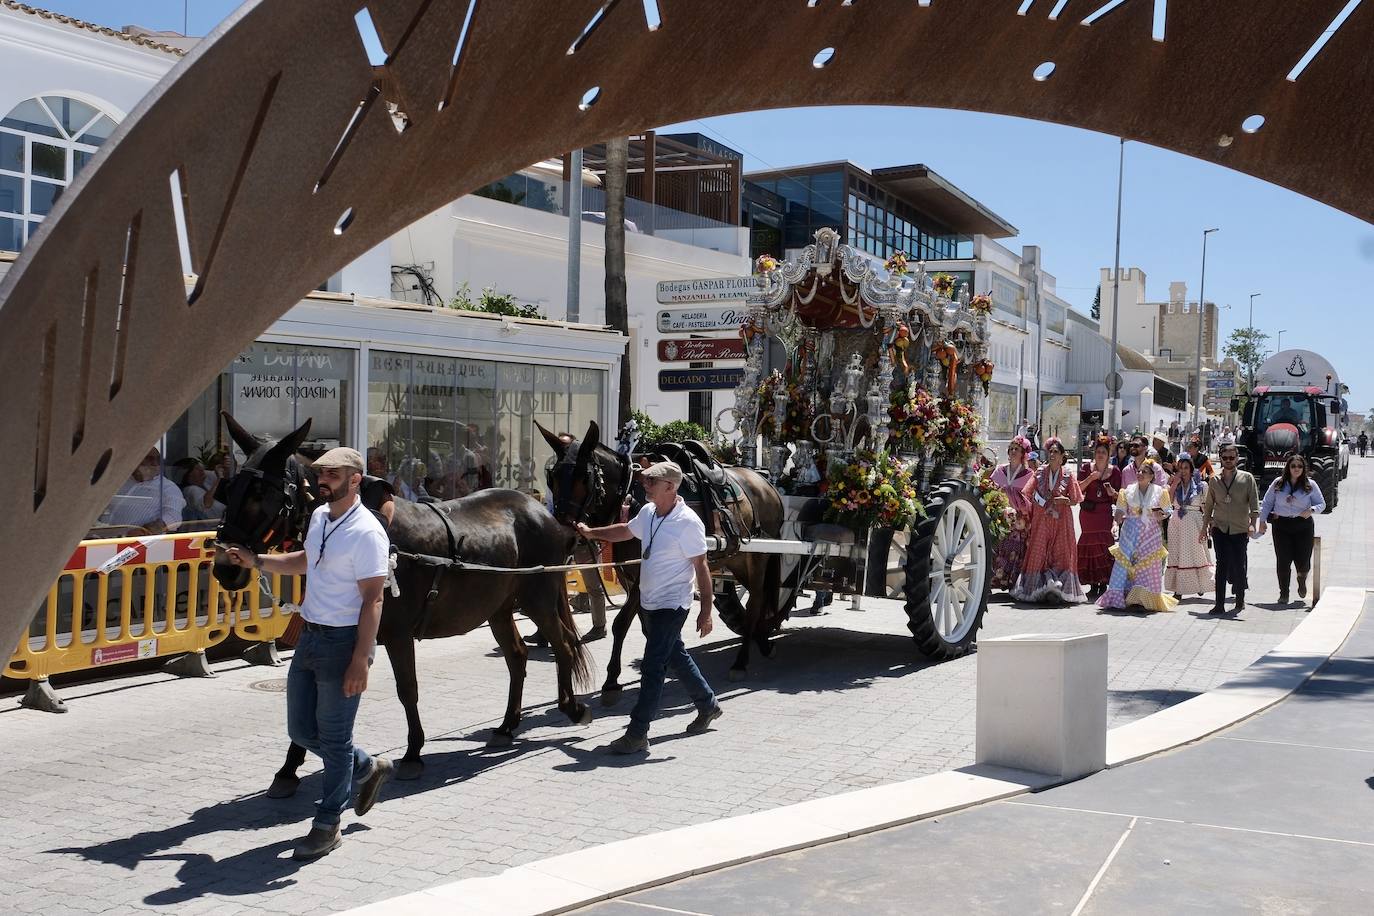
[903,480,991,659]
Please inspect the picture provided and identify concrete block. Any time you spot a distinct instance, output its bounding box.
[976,633,1107,779]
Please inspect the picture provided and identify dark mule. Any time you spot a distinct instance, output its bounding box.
[541,422,791,694]
[211,413,592,796]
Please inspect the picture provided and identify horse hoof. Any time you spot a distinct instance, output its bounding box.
[485,730,514,748]
[395,758,424,781]
[576,705,593,725]
[600,687,623,707]
[265,776,299,799]
[727,668,747,682]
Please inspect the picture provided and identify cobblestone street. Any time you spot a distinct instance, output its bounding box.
[1,579,1316,915]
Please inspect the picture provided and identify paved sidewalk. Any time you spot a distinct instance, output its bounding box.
[574,590,1374,915]
[2,462,1368,915]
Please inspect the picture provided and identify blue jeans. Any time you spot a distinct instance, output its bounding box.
[286,626,374,830]
[628,606,716,739]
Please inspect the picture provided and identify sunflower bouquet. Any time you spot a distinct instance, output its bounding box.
[888,384,944,453]
[974,469,1013,545]
[934,397,984,468]
[824,449,924,533]
[756,369,815,442]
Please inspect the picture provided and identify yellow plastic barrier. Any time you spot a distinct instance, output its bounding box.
[5,531,301,709]
[566,542,624,597]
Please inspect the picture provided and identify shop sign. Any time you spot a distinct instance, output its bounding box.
[656,338,746,362]
[658,368,745,391]
[655,276,761,304]
[656,306,749,333]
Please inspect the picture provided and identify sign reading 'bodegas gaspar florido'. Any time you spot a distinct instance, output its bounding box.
[655,275,761,305]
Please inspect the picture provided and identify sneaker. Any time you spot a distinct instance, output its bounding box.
[354,756,393,816]
[292,824,342,861]
[686,705,723,735]
[581,626,606,643]
[607,733,649,754]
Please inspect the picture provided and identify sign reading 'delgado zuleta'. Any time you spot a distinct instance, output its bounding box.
[658,368,745,391]
[655,276,761,304]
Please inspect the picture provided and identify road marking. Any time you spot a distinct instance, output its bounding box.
[619,902,716,916]
[1071,816,1136,916]
[1010,801,1374,848]
[1220,735,1374,756]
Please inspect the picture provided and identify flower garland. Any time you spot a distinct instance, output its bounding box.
[975,470,1013,544]
[888,384,943,452]
[756,369,814,441]
[824,450,924,532]
[934,397,983,468]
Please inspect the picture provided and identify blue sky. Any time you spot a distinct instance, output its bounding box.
[35,1,1374,413]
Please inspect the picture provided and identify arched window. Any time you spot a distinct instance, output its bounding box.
[0,95,117,252]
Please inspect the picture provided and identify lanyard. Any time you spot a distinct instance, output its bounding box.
[643,508,671,560]
[1220,471,1238,501]
[316,501,361,568]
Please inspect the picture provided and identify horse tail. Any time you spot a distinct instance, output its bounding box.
[557,586,593,690]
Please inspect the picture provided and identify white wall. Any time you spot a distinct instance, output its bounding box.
[392,194,750,428]
[1098,266,1153,354]
[0,9,177,119]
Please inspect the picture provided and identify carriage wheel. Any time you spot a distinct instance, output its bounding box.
[714,573,799,637]
[863,528,911,599]
[903,480,991,659]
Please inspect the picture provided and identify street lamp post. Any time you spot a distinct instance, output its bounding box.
[1277,329,1288,351]
[1192,227,1219,424]
[1107,139,1127,432]
[1247,292,1261,391]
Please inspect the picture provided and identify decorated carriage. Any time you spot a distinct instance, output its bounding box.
[699,228,1011,660]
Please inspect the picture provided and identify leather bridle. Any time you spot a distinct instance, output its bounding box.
[215,460,306,551]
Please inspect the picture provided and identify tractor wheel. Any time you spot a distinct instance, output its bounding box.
[903,480,992,660]
[1313,459,1337,514]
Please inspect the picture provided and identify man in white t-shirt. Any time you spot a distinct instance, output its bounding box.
[224,447,393,860]
[102,448,186,531]
[576,461,721,753]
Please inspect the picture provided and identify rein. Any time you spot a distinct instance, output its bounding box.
[215,461,304,551]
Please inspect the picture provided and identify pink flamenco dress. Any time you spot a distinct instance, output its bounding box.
[990,462,1033,591]
[1012,467,1086,604]
[1098,483,1179,612]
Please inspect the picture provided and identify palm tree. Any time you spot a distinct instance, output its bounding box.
[603,136,631,426]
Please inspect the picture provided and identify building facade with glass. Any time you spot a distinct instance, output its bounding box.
[744,161,1015,264]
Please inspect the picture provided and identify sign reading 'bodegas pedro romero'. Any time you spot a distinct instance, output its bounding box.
[656,337,746,362]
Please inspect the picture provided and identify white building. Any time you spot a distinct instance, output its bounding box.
[0,3,640,513]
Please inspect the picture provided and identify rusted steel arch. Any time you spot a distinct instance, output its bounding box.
[1,0,1371,656]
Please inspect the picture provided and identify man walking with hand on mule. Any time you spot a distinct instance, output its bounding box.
[225,447,393,860]
[576,461,722,753]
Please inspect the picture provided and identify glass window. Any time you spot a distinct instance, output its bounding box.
[0,174,20,214]
[0,131,22,171]
[44,96,99,137]
[29,179,62,215]
[0,99,61,138]
[227,342,356,457]
[368,351,604,500]
[31,143,66,180]
[73,149,95,176]
[0,215,21,251]
[0,96,116,250]
[809,171,843,223]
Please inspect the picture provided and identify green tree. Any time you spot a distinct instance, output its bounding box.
[1091,284,1101,321]
[1222,326,1271,392]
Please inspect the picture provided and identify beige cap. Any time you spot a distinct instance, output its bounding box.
[637,460,683,484]
[314,446,365,472]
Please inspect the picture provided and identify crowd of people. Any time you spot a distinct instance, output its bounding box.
[988,433,1326,614]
